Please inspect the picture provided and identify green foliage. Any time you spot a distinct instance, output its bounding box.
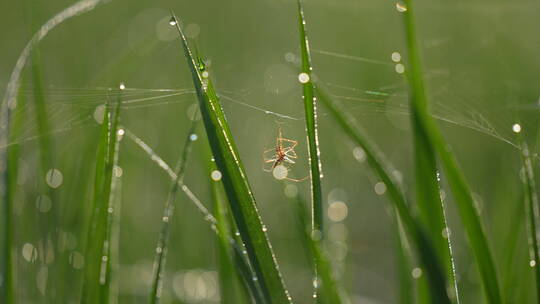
[171,14,291,304]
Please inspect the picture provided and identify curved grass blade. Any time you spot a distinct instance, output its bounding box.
[149,118,198,304]
[171,13,292,304]
[518,138,540,303]
[401,1,501,302]
[82,91,122,304]
[315,85,450,303]
[296,0,323,236]
[0,2,110,301]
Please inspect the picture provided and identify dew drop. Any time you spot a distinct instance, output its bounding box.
[119,83,126,90]
[374,182,387,195]
[201,71,209,79]
[298,72,310,84]
[117,128,125,137]
[284,184,298,198]
[396,2,408,12]
[530,260,537,267]
[411,267,422,279]
[156,247,163,254]
[395,63,405,74]
[22,243,38,263]
[391,51,402,62]
[262,225,267,232]
[211,170,222,181]
[113,166,123,178]
[107,207,114,214]
[190,133,198,141]
[272,165,288,180]
[353,147,366,162]
[512,123,522,133]
[45,168,63,188]
[163,216,169,223]
[169,17,177,26]
[328,201,348,222]
[94,105,106,124]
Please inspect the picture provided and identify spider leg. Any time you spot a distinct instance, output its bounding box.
[284,175,309,182]
[284,156,295,164]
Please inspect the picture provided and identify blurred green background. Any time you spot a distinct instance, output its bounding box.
[1,0,540,303]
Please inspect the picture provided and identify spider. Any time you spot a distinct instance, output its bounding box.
[263,128,307,182]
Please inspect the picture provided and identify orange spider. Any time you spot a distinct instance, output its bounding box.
[263,128,306,182]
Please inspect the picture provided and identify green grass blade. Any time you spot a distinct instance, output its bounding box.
[411,88,457,302]
[401,1,501,302]
[82,91,122,304]
[171,14,292,304]
[296,0,323,236]
[315,85,450,303]
[293,195,343,303]
[149,119,198,304]
[395,214,414,304]
[211,160,254,304]
[519,138,540,303]
[1,81,28,303]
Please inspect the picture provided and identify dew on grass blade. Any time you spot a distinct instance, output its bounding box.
[412,267,423,279]
[45,168,63,188]
[189,133,198,141]
[119,83,126,90]
[512,123,522,133]
[396,2,407,12]
[211,170,222,181]
[298,72,310,84]
[352,147,366,162]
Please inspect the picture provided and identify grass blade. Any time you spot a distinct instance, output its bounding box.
[0,2,110,301]
[82,91,122,304]
[296,0,323,235]
[211,159,253,304]
[149,118,198,304]
[411,69,457,303]
[401,1,501,302]
[315,85,450,303]
[171,14,292,304]
[293,195,344,303]
[518,138,540,303]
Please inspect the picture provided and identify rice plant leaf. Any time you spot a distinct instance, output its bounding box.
[297,0,323,235]
[292,195,343,304]
[211,159,253,304]
[518,138,540,303]
[395,213,414,304]
[82,92,122,304]
[171,13,292,304]
[412,93,457,302]
[315,85,450,303]
[401,1,501,302]
[149,119,198,304]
